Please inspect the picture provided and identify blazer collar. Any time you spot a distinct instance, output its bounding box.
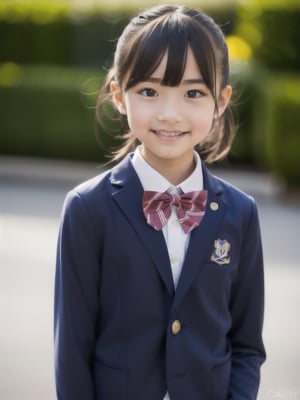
[110,154,228,306]
[110,153,224,194]
[171,165,228,313]
[110,154,175,298]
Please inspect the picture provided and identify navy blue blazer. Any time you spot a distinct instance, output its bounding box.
[54,154,266,400]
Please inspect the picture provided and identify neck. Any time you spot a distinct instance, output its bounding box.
[141,151,196,186]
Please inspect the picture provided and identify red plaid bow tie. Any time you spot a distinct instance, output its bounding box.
[143,190,208,233]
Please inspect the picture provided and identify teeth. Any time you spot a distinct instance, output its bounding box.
[156,131,182,137]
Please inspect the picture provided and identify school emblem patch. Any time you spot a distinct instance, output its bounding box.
[211,239,231,265]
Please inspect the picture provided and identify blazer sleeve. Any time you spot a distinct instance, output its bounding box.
[228,198,266,399]
[54,190,101,400]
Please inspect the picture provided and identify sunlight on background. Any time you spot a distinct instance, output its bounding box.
[0,63,23,86]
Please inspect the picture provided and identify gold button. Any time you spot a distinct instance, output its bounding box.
[210,202,219,211]
[171,320,181,335]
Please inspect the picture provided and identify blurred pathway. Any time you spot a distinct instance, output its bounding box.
[0,157,299,400]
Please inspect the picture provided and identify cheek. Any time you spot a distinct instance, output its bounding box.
[126,109,143,127]
[126,103,152,130]
[193,106,215,128]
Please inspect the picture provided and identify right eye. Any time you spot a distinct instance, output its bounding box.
[140,88,158,97]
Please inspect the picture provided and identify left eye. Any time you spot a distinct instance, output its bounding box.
[140,88,158,97]
[186,90,203,98]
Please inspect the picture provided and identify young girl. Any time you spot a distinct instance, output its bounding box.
[54,4,265,400]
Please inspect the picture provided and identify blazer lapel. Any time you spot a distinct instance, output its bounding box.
[171,165,228,313]
[110,155,175,298]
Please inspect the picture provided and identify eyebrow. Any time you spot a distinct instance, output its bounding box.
[144,77,206,85]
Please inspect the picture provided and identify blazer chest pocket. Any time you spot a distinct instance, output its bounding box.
[210,358,231,400]
[94,361,128,400]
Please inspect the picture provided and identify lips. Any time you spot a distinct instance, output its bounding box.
[151,130,187,137]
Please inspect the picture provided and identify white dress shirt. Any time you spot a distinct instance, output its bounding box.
[131,146,204,400]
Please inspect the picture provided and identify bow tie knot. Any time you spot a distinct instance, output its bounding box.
[143,189,208,233]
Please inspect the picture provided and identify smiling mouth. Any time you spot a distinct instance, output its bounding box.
[151,130,188,137]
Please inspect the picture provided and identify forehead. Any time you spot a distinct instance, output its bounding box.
[150,48,202,81]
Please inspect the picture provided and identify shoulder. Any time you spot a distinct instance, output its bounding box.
[67,154,135,203]
[74,169,112,198]
[62,168,113,214]
[204,165,259,223]
[216,174,254,204]
[204,165,254,204]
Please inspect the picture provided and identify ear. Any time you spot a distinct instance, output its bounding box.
[110,81,127,115]
[217,85,232,117]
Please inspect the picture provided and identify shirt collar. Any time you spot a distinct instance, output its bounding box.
[131,146,203,192]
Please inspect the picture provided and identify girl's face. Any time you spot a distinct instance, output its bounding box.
[113,48,231,180]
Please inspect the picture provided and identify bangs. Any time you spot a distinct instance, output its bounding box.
[124,12,217,96]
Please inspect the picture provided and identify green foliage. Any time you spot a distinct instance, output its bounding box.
[0,20,72,65]
[0,1,238,67]
[244,64,270,168]
[0,1,72,64]
[247,70,300,187]
[0,1,132,67]
[0,64,121,161]
[226,63,300,190]
[0,1,70,23]
[228,62,261,165]
[266,76,300,187]
[236,1,300,71]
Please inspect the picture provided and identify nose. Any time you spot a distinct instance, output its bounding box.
[157,96,183,123]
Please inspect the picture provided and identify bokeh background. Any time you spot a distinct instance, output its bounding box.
[1,0,300,187]
[0,0,299,399]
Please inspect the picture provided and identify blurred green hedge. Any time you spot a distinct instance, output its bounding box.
[243,69,300,188]
[0,1,237,67]
[0,64,120,162]
[266,76,300,187]
[0,10,129,67]
[228,63,260,165]
[2,1,299,70]
[236,1,300,72]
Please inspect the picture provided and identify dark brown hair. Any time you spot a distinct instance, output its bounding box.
[97,4,235,163]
